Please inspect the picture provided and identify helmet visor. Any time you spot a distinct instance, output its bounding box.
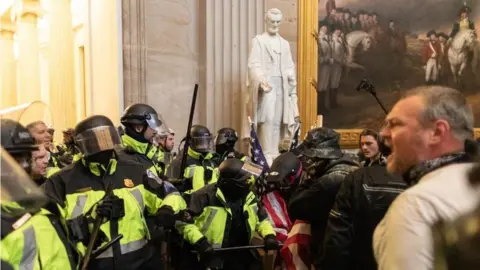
[74,126,122,157]
[191,136,213,152]
[145,113,169,137]
[1,148,47,216]
[214,131,239,146]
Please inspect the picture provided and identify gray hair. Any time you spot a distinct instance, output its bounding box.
[265,8,282,21]
[404,86,474,141]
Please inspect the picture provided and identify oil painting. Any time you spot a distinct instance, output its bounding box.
[317,0,480,130]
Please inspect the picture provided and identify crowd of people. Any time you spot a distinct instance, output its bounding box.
[2,85,480,269]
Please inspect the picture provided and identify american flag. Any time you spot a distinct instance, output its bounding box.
[289,121,301,152]
[249,119,292,243]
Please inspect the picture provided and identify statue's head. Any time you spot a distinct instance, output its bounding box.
[265,8,282,35]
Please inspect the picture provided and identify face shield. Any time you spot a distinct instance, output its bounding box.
[1,147,47,217]
[0,101,54,145]
[74,126,122,157]
[191,135,213,153]
[145,113,169,137]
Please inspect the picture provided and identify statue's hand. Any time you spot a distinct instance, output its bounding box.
[260,81,272,92]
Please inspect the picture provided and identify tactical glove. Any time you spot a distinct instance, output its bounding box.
[264,234,279,251]
[96,195,125,220]
[156,206,176,229]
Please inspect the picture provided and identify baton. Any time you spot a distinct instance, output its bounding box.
[193,243,284,253]
[81,181,114,270]
[179,84,199,177]
[91,234,123,259]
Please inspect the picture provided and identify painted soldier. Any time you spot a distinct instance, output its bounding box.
[317,21,332,115]
[350,13,362,31]
[335,8,346,32]
[449,4,475,40]
[437,32,450,84]
[343,9,352,33]
[359,10,368,30]
[329,26,346,109]
[326,0,336,18]
[423,30,441,84]
[325,8,338,33]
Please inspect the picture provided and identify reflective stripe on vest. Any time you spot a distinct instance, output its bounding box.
[200,209,218,235]
[21,226,36,270]
[95,238,148,259]
[71,194,88,218]
[129,189,145,211]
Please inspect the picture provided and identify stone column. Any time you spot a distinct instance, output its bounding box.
[0,10,17,108]
[15,0,44,104]
[122,0,147,106]
[47,0,76,133]
[199,0,266,137]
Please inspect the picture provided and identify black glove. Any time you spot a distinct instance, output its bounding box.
[156,206,176,229]
[194,237,216,267]
[264,234,279,251]
[96,195,125,220]
[66,215,107,250]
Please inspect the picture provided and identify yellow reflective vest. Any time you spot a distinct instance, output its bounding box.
[1,209,77,269]
[43,157,185,265]
[179,184,275,247]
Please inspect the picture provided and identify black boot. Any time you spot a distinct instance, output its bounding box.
[317,91,328,115]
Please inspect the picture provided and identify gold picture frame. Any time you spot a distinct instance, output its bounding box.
[296,1,480,149]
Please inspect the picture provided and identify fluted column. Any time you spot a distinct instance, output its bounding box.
[15,0,44,104]
[47,0,76,133]
[297,0,318,132]
[122,0,147,106]
[199,0,266,136]
[0,10,17,108]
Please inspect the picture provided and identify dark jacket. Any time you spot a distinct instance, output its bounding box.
[449,20,475,38]
[288,155,359,261]
[318,166,407,270]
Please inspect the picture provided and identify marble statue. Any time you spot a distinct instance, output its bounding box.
[243,8,299,165]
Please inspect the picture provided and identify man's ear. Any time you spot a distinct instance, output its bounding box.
[430,119,450,145]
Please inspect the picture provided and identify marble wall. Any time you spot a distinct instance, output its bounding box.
[123,0,200,140]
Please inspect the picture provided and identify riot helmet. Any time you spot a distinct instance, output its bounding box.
[190,125,213,154]
[266,152,302,191]
[1,147,47,217]
[74,115,122,158]
[214,127,238,156]
[217,158,263,200]
[121,103,169,142]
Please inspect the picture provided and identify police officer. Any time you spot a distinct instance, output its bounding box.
[120,103,170,177]
[44,115,184,270]
[214,127,245,162]
[0,119,78,269]
[167,125,219,195]
[179,158,278,270]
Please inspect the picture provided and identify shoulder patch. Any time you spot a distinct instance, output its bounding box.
[124,178,134,188]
